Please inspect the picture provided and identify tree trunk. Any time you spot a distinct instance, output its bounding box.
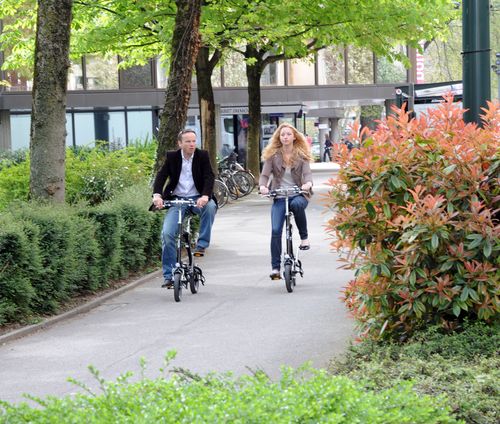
[195,46,218,173]
[29,0,73,203]
[155,0,202,173]
[245,46,263,179]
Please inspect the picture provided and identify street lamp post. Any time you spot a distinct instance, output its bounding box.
[462,0,491,125]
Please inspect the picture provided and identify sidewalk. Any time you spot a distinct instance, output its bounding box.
[310,161,340,171]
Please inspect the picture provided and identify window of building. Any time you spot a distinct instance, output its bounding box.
[10,114,30,150]
[155,57,168,89]
[376,46,408,83]
[261,62,285,86]
[108,111,127,148]
[85,55,119,90]
[222,51,247,87]
[318,46,345,85]
[74,112,95,146]
[66,113,74,147]
[211,66,222,88]
[120,62,153,89]
[423,21,462,83]
[68,59,84,90]
[3,70,32,92]
[347,46,374,84]
[127,110,153,143]
[287,58,315,86]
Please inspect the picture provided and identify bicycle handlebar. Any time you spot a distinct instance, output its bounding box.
[261,186,307,197]
[163,198,197,208]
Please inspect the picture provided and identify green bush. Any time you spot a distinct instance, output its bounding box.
[65,142,155,205]
[0,142,155,212]
[326,96,499,338]
[0,159,30,210]
[330,320,499,423]
[0,184,161,325]
[0,361,458,423]
[0,215,38,325]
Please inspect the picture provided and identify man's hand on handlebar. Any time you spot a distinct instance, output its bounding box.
[259,185,269,195]
[196,195,209,208]
[153,193,164,209]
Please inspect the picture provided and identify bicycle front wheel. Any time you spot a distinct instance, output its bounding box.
[189,270,199,294]
[284,263,295,293]
[173,273,183,302]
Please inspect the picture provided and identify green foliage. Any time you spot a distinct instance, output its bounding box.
[0,215,38,325]
[0,142,155,212]
[0,184,161,326]
[326,97,500,338]
[330,321,500,424]
[0,148,28,171]
[65,142,156,206]
[112,184,162,272]
[0,158,30,210]
[0,358,458,423]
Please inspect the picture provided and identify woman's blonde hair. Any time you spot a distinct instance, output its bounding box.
[261,123,313,163]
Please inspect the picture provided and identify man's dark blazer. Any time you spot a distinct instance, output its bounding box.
[152,148,215,200]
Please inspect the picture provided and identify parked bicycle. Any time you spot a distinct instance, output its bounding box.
[163,198,205,302]
[264,186,306,293]
[212,178,229,208]
[218,153,255,199]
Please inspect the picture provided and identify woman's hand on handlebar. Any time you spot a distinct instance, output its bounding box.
[259,185,269,195]
[301,182,312,191]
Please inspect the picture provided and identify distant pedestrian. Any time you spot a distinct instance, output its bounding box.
[323,135,333,162]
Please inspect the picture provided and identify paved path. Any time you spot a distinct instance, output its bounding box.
[0,163,354,404]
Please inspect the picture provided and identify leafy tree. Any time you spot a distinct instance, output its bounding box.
[29,0,73,202]
[155,0,202,172]
[209,0,457,177]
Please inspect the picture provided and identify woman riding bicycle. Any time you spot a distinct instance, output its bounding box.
[259,123,313,280]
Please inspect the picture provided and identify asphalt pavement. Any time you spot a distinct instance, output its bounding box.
[0,162,355,404]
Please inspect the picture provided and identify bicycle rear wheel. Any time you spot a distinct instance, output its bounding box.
[284,263,295,293]
[173,273,183,302]
[232,171,254,196]
[213,179,229,208]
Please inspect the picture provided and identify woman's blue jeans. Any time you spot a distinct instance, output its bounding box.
[161,196,217,280]
[270,195,309,270]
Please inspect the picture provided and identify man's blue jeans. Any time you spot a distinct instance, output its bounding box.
[161,196,217,280]
[270,195,309,270]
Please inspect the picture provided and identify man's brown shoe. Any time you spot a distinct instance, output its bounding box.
[193,247,205,257]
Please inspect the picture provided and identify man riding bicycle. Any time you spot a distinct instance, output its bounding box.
[151,129,217,289]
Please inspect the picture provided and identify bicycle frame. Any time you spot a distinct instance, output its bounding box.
[266,186,305,292]
[163,199,204,301]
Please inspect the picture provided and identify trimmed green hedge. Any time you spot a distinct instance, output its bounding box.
[0,361,459,423]
[0,184,162,326]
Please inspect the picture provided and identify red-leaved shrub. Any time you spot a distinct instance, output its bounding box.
[326,95,499,338]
